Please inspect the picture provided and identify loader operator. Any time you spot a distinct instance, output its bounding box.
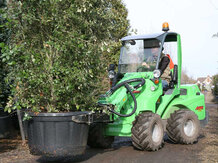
[142,48,172,90]
[158,53,171,90]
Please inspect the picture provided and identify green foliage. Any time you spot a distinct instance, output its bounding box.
[0,6,10,108]
[0,61,10,108]
[1,0,129,112]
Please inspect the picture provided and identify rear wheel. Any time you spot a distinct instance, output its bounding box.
[131,112,164,151]
[166,109,200,144]
[87,123,114,148]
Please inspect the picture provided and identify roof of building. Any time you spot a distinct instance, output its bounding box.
[197,76,212,83]
[197,77,206,83]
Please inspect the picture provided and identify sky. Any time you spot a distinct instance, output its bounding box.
[123,0,218,79]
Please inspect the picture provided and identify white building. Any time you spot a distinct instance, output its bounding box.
[196,75,213,91]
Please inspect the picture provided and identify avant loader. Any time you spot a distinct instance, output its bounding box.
[86,23,208,151]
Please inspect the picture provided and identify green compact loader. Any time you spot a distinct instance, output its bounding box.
[87,23,209,151]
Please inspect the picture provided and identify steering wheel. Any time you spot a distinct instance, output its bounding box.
[137,65,149,72]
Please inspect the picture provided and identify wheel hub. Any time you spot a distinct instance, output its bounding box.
[152,123,162,143]
[184,119,195,137]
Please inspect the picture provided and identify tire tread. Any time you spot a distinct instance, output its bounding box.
[166,109,200,144]
[131,112,164,151]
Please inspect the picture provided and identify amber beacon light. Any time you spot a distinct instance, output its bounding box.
[162,22,169,32]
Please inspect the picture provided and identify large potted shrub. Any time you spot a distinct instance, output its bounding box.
[2,0,129,156]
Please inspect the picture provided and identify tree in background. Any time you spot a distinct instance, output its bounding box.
[212,74,218,96]
[1,0,129,112]
[181,68,196,84]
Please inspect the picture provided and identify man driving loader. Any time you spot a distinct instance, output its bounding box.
[142,47,173,90]
[158,52,172,90]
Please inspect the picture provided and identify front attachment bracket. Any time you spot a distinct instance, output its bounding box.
[72,112,112,125]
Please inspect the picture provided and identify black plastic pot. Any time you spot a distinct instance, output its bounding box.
[0,107,8,116]
[0,115,13,138]
[0,108,13,138]
[27,111,90,156]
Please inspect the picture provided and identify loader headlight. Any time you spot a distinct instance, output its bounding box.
[153,69,161,78]
[108,70,115,79]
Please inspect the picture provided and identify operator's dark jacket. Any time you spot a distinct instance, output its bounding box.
[158,55,171,84]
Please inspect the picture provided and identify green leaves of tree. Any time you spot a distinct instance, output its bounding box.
[2,0,129,112]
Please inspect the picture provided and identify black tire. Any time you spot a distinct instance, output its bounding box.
[166,109,200,144]
[131,112,164,151]
[87,123,114,148]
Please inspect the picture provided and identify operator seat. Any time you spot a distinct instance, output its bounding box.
[161,54,177,93]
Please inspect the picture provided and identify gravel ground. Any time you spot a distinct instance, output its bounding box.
[0,103,217,163]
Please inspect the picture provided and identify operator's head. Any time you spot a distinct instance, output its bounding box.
[151,47,159,54]
[150,40,160,55]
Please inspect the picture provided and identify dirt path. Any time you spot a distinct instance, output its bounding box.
[0,103,217,163]
[198,103,218,162]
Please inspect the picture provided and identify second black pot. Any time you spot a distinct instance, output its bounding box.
[0,108,13,138]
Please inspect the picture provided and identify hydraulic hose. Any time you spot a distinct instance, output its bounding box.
[107,78,145,117]
[109,78,145,94]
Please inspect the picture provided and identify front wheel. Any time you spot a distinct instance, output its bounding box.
[166,109,200,144]
[131,112,164,151]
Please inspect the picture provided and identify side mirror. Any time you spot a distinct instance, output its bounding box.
[108,64,116,79]
[108,64,115,71]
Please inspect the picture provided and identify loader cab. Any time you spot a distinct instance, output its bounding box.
[118,29,182,89]
[118,38,161,73]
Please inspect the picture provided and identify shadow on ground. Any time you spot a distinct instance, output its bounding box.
[0,139,18,153]
[35,137,133,163]
[0,132,20,154]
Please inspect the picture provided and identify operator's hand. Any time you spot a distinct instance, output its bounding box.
[142,62,150,68]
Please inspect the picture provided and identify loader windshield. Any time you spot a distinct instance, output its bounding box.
[119,39,161,73]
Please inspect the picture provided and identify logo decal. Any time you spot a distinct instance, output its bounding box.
[195,106,203,112]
